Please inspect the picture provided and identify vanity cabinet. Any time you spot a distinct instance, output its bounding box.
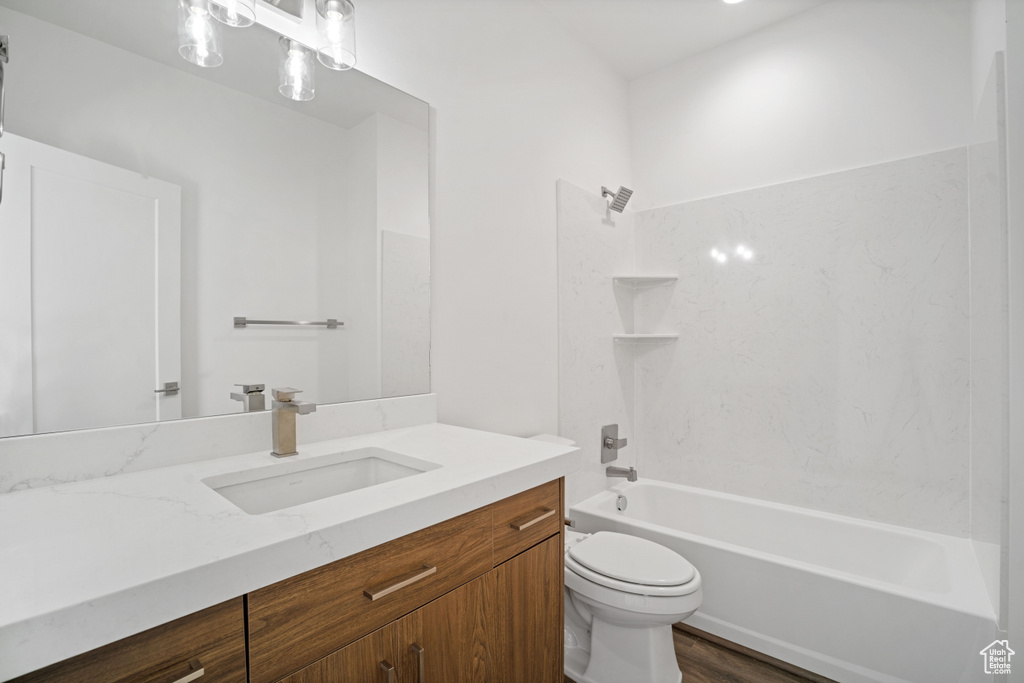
[281,572,489,683]
[10,598,246,683]
[253,478,564,682]
[282,535,562,683]
[490,534,562,682]
[246,504,495,682]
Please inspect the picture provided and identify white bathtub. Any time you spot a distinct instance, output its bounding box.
[569,480,999,683]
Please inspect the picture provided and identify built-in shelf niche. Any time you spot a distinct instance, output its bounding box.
[611,275,678,287]
[612,274,678,343]
[613,334,679,344]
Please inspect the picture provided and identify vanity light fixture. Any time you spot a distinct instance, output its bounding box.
[178,0,224,67]
[315,0,356,70]
[177,0,357,100]
[722,0,746,4]
[209,0,257,28]
[279,38,316,101]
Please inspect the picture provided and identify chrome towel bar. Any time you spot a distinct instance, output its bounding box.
[234,316,343,329]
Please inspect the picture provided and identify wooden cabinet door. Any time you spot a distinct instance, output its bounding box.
[282,622,400,683]
[11,599,245,683]
[490,535,563,683]
[248,506,492,683]
[413,573,496,682]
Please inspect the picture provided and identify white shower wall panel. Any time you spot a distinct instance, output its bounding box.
[557,180,637,507]
[968,56,1009,623]
[634,149,970,536]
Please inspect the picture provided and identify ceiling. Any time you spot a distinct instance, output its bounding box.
[537,0,828,80]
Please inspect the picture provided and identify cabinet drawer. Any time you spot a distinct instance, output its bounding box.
[247,505,493,683]
[491,480,561,566]
[12,598,246,683]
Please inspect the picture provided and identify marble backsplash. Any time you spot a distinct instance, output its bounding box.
[0,393,437,494]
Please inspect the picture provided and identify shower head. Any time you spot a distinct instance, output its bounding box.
[602,185,633,213]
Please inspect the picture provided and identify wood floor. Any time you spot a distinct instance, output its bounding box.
[565,625,835,683]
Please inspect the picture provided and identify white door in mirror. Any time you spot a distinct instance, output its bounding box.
[0,133,181,436]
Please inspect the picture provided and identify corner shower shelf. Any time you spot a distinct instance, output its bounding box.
[612,275,679,343]
[613,334,679,344]
[612,275,678,287]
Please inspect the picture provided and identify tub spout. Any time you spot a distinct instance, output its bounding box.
[606,466,637,482]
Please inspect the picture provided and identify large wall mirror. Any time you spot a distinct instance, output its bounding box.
[0,0,430,439]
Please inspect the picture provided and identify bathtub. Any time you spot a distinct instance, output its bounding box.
[569,480,999,683]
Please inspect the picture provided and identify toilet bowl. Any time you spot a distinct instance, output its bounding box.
[563,530,702,683]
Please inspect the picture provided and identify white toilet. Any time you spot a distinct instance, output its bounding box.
[563,530,702,683]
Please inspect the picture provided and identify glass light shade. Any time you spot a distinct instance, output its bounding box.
[178,0,223,67]
[209,0,256,28]
[315,0,356,70]
[279,38,316,102]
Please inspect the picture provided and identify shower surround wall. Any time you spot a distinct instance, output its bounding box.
[636,149,970,536]
[557,181,636,507]
[559,147,973,538]
[968,55,1010,623]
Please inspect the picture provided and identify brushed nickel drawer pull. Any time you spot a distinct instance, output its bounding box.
[510,507,556,531]
[170,659,204,683]
[411,643,425,683]
[379,660,396,683]
[364,564,437,601]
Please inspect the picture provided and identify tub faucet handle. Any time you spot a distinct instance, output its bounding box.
[601,424,628,463]
[604,435,627,449]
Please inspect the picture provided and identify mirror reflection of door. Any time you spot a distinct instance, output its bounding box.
[0,133,181,437]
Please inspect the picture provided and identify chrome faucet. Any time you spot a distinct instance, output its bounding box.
[230,383,266,412]
[271,387,316,457]
[606,466,637,482]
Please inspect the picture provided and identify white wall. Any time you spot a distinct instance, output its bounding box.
[629,0,971,209]
[1003,0,1024,657]
[971,0,1007,108]
[345,116,383,401]
[377,115,430,240]
[354,0,633,436]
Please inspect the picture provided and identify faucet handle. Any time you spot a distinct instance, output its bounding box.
[272,387,302,401]
[234,383,265,394]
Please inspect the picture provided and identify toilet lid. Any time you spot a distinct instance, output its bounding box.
[567,531,695,587]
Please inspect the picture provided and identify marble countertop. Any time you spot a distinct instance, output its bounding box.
[0,423,579,680]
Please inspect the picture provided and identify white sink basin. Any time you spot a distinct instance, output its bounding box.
[203,447,441,514]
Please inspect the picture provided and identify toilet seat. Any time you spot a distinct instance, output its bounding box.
[565,531,700,597]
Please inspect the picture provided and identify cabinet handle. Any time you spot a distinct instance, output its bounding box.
[169,659,204,683]
[410,643,425,683]
[379,660,396,683]
[364,564,437,601]
[510,507,556,531]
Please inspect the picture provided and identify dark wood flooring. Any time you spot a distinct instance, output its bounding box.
[565,624,836,683]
